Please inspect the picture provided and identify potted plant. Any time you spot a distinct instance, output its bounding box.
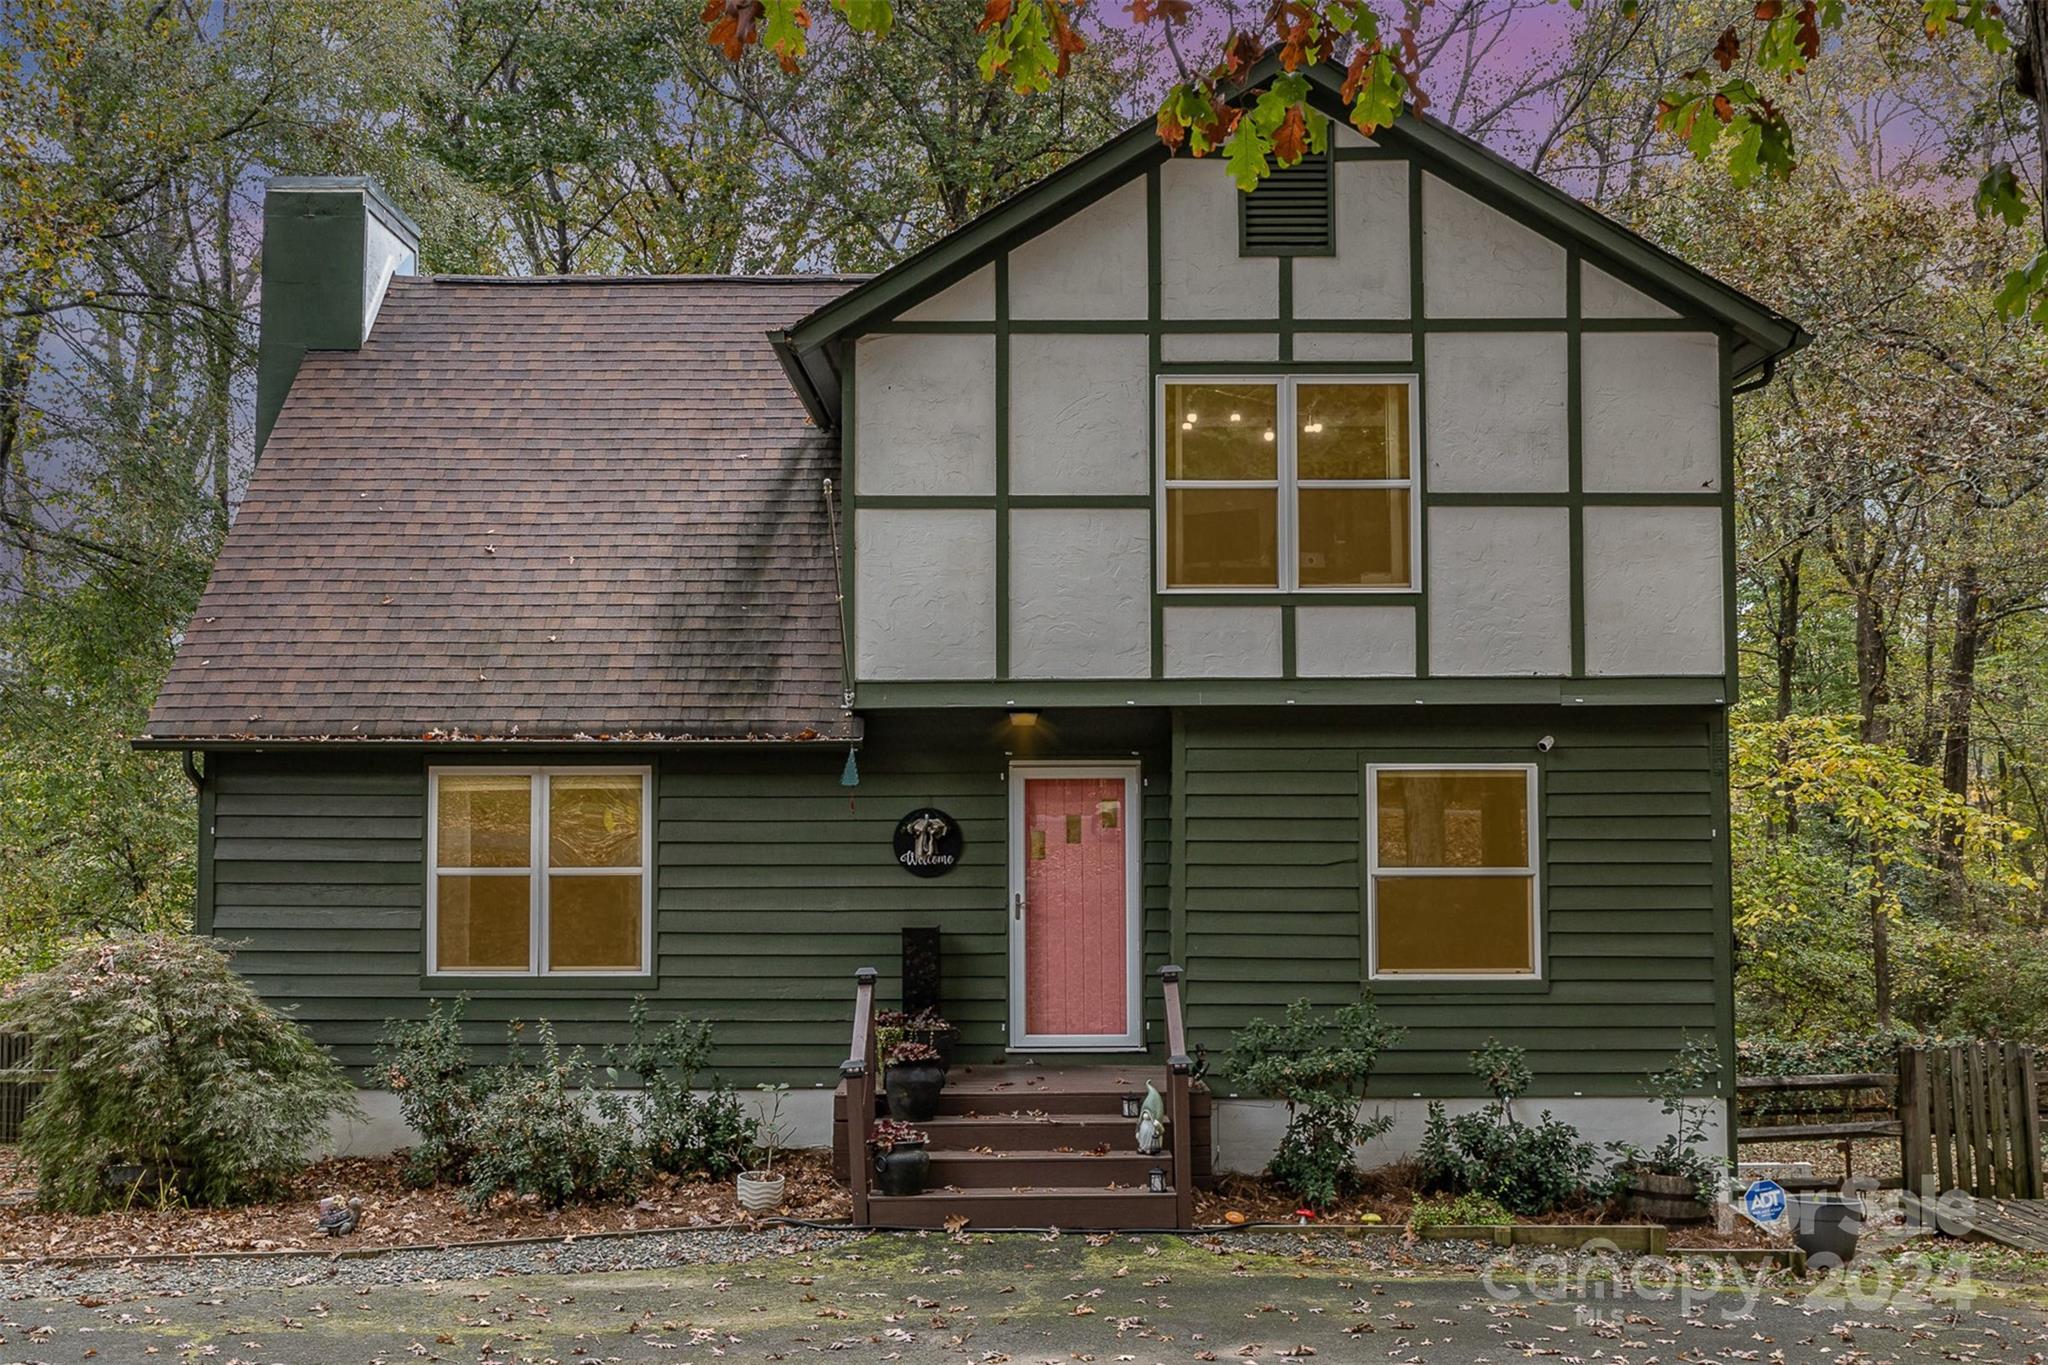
[904,1009,957,1069]
[883,1040,947,1122]
[736,1083,789,1213]
[1609,1035,1721,1224]
[869,1118,931,1196]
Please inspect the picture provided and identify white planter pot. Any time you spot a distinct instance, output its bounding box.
[736,1171,785,1213]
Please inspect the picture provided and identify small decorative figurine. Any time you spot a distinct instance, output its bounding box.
[316,1195,363,1236]
[1134,1081,1166,1154]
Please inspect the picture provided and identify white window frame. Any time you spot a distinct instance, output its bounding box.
[1155,373,1421,594]
[427,766,654,978]
[1365,762,1541,982]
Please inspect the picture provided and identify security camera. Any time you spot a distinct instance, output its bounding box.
[1536,735,1555,753]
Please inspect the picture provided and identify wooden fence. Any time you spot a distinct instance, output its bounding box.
[1736,1042,2045,1200]
[1900,1043,2043,1200]
[0,1030,41,1145]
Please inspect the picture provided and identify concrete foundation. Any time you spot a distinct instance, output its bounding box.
[325,1088,1723,1180]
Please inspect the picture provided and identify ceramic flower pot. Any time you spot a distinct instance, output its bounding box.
[873,1141,931,1196]
[735,1170,785,1213]
[885,1059,947,1122]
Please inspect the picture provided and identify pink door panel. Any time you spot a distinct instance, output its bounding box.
[1023,776,1129,1038]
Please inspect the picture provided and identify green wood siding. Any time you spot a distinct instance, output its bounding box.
[202,705,1729,1098]
[205,712,1171,1084]
[1175,707,1731,1096]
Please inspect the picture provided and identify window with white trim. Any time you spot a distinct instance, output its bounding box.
[1367,764,1539,979]
[429,767,652,976]
[1159,375,1417,591]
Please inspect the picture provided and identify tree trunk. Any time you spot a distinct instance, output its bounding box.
[1854,576,1891,744]
[1939,564,1985,870]
[1773,549,1802,836]
[1870,857,1893,1028]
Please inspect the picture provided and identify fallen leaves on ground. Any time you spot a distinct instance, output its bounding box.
[0,1149,849,1260]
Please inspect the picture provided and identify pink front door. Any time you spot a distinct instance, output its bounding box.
[1015,768,1137,1046]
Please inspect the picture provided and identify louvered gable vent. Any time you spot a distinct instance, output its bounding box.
[1240,149,1333,256]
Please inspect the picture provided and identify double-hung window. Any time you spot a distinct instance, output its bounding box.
[1367,764,1539,979]
[429,767,652,976]
[1160,376,1416,591]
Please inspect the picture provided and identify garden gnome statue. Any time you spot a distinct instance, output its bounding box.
[1135,1081,1166,1154]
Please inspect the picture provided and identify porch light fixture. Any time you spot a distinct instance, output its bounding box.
[1008,710,1041,728]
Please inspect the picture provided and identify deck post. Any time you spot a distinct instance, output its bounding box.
[1160,965,1194,1230]
[842,966,879,1226]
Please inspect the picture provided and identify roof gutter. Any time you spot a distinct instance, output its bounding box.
[131,724,864,753]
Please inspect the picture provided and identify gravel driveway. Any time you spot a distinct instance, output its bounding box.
[1,1229,2041,1364]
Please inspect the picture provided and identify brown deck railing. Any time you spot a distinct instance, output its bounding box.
[1160,965,1194,1228]
[840,966,879,1225]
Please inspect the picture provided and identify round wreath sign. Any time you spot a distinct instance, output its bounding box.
[893,808,961,878]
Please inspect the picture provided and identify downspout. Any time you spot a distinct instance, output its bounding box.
[1730,354,1777,395]
[181,748,203,789]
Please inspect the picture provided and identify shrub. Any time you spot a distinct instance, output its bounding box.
[378,997,498,1188]
[1605,1033,1724,1193]
[1416,1040,1596,1216]
[1407,1191,1513,1230]
[606,1001,749,1179]
[0,933,358,1211]
[460,1021,644,1211]
[1228,997,1405,1210]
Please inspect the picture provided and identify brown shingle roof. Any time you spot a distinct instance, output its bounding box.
[144,275,861,744]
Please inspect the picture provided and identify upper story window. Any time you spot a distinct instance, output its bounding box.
[1367,764,1539,980]
[429,767,652,976]
[1159,376,1416,592]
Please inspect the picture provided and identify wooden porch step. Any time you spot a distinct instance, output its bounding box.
[935,1066,1161,1116]
[925,1149,1170,1187]
[866,1185,1181,1230]
[917,1114,1136,1150]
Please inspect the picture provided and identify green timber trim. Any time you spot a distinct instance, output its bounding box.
[1177,707,1727,1095]
[842,351,858,689]
[1147,164,1166,682]
[1721,330,1741,696]
[1409,153,1429,677]
[995,257,1013,678]
[1566,252,1586,676]
[852,677,1728,707]
[781,57,1804,399]
[837,77,1748,702]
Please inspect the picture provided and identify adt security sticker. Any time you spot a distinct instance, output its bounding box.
[1742,1178,1787,1227]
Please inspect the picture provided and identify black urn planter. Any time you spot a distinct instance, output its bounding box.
[874,1141,931,1196]
[885,1060,947,1122]
[920,1029,956,1071]
[1788,1194,1865,1266]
